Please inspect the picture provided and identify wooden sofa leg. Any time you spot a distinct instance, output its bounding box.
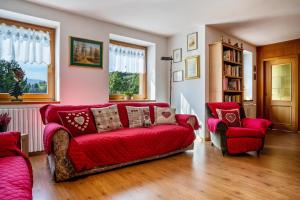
[222,150,226,156]
[211,142,214,146]
[257,150,261,157]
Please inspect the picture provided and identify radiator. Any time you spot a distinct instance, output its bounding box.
[0,106,44,152]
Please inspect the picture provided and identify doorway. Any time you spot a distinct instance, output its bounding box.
[263,56,298,131]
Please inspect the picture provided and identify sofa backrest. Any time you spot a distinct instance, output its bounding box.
[206,102,245,119]
[40,102,169,127]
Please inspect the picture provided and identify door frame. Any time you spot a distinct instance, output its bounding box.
[260,55,298,130]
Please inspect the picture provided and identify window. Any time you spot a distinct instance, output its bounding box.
[109,40,147,100]
[243,50,253,101]
[0,18,55,101]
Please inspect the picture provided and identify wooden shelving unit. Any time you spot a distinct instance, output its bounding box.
[209,41,244,104]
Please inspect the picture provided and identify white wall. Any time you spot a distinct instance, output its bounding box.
[0,0,168,104]
[168,25,206,137]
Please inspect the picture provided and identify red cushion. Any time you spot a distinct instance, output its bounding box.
[67,124,195,172]
[58,109,97,137]
[226,127,264,138]
[216,108,241,127]
[227,138,262,154]
[0,156,32,200]
[207,102,240,118]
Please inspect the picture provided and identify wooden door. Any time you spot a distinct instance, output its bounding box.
[264,57,298,131]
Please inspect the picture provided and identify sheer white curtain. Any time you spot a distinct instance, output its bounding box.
[109,44,145,73]
[0,23,51,65]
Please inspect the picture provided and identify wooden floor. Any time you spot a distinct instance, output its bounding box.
[30,130,300,200]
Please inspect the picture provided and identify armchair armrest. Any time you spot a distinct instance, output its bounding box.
[43,123,71,154]
[207,118,228,133]
[242,118,272,132]
[175,114,200,130]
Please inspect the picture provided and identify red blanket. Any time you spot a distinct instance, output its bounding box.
[0,132,32,200]
[68,125,195,172]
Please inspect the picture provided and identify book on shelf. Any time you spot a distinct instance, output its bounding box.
[224,64,240,77]
[223,78,241,91]
[223,50,242,63]
[224,95,241,103]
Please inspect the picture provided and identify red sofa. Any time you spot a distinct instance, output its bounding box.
[40,102,200,182]
[0,132,33,200]
[206,102,272,156]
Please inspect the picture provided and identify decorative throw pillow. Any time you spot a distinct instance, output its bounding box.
[126,106,152,128]
[216,108,241,127]
[58,109,97,137]
[154,106,176,125]
[91,105,123,132]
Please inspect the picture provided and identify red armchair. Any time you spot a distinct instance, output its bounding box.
[206,102,272,156]
[0,132,33,200]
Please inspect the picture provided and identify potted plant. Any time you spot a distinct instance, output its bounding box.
[0,60,27,101]
[0,113,11,132]
[123,91,134,100]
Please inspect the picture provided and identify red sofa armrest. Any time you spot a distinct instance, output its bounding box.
[175,114,200,130]
[0,131,21,157]
[43,123,71,154]
[242,118,272,132]
[207,118,228,133]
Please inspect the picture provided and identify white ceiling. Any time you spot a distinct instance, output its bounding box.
[26,0,300,46]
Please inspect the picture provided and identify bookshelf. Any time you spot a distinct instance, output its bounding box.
[209,41,244,104]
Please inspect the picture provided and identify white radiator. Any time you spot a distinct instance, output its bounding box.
[0,106,44,152]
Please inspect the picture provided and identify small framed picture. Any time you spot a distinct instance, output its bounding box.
[173,48,182,63]
[185,55,200,80]
[187,32,198,51]
[70,36,103,68]
[173,70,184,82]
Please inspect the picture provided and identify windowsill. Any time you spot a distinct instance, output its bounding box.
[0,100,60,105]
[109,99,156,103]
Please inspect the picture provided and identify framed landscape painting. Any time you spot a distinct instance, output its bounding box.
[185,55,200,80]
[70,37,103,68]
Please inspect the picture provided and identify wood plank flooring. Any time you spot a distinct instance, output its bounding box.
[30,130,300,200]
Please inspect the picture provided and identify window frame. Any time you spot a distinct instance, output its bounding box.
[0,18,56,102]
[109,40,147,100]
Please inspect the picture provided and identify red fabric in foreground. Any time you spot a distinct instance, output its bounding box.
[227,137,262,154]
[0,132,32,200]
[0,157,32,200]
[67,125,195,172]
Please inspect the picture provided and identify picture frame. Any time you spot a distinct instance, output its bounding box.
[173,70,184,82]
[173,48,182,63]
[70,36,103,68]
[185,55,200,80]
[187,32,198,51]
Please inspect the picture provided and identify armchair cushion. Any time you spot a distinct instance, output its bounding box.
[207,102,240,118]
[226,127,264,138]
[216,108,241,127]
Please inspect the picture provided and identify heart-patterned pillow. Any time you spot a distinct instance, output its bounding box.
[216,108,241,127]
[58,109,97,137]
[154,106,176,125]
